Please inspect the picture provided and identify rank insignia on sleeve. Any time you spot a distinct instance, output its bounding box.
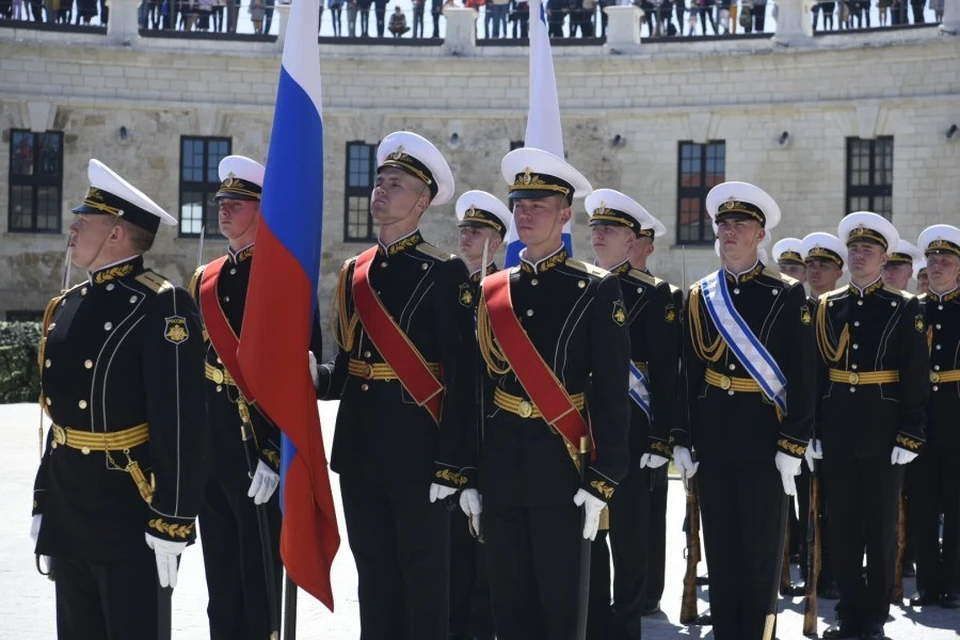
[915,315,925,332]
[612,300,627,326]
[458,283,474,307]
[800,305,812,326]
[164,316,189,344]
[664,304,676,324]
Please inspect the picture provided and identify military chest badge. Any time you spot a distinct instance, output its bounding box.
[164,316,189,344]
[664,304,677,324]
[458,283,474,307]
[800,305,812,326]
[612,300,627,326]
[915,315,925,332]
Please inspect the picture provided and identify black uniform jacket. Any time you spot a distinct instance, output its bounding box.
[815,279,929,459]
[317,230,477,489]
[33,255,206,560]
[677,262,816,463]
[921,287,960,449]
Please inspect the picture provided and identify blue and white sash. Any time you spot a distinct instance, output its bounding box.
[699,268,788,415]
[628,362,653,421]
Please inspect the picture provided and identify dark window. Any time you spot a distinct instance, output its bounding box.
[846,137,893,220]
[8,130,64,233]
[6,310,44,322]
[344,141,377,243]
[179,136,231,237]
[677,141,725,245]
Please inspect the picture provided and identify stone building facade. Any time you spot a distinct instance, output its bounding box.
[2,3,959,358]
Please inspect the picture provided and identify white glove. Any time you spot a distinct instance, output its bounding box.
[429,482,457,503]
[30,514,41,544]
[673,446,699,479]
[891,446,918,465]
[640,453,670,469]
[573,488,606,541]
[247,460,280,505]
[805,439,823,473]
[145,532,187,589]
[459,488,482,534]
[308,350,319,391]
[775,451,802,497]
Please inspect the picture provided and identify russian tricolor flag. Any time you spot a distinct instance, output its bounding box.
[237,0,340,612]
[504,0,573,267]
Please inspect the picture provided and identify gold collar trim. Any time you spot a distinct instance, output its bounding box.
[519,246,568,274]
[228,243,255,264]
[848,277,884,297]
[379,229,424,256]
[724,260,764,284]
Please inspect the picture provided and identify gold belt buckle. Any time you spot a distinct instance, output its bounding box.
[848,372,860,385]
[212,368,225,385]
[718,375,732,391]
[517,400,533,418]
[362,363,375,379]
[52,425,66,447]
[930,371,940,384]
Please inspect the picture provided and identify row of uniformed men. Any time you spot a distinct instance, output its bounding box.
[29,129,960,640]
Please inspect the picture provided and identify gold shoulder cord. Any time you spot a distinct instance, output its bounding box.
[332,263,359,353]
[187,266,204,303]
[815,300,849,365]
[36,293,65,457]
[687,286,727,364]
[476,293,511,376]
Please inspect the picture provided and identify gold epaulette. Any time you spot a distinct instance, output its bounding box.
[188,266,205,302]
[476,291,511,377]
[763,268,798,287]
[628,269,661,287]
[415,242,455,262]
[333,259,360,352]
[135,271,174,294]
[565,259,609,278]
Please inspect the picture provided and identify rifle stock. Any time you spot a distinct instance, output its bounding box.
[892,487,906,603]
[679,476,701,625]
[780,518,792,594]
[802,468,821,637]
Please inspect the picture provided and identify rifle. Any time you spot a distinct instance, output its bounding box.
[238,399,282,640]
[780,517,792,595]
[802,464,821,637]
[891,487,906,603]
[575,435,592,640]
[679,474,701,625]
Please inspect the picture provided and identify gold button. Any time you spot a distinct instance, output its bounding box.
[78,399,88,409]
[771,290,778,296]
[934,365,941,371]
[217,357,222,364]
[857,300,863,306]
[81,446,91,455]
[933,385,939,391]
[718,375,732,390]
[931,372,941,383]
[517,400,533,418]
[531,279,539,286]
[728,390,735,396]
[852,344,859,350]
[44,359,51,368]
[849,387,856,393]
[421,263,428,271]
[106,283,115,291]
[224,296,231,302]
[526,309,534,317]
[230,268,237,275]
[935,344,942,350]
[81,287,88,296]
[212,369,224,384]
[851,364,858,370]
[129,296,137,303]
[853,321,860,327]
[363,351,372,358]
[636,287,642,293]
[380,261,388,268]
[936,324,942,330]
[728,363,736,371]
[45,397,52,406]
[215,384,223,392]
[733,288,740,295]
[104,322,113,331]
[578,281,586,289]
[84,360,93,369]
[361,383,369,391]
[828,301,834,307]
[939,305,944,310]
[891,301,897,307]
[848,372,860,385]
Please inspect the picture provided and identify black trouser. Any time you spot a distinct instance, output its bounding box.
[54,549,158,640]
[823,456,903,632]
[607,466,653,640]
[797,463,837,586]
[647,469,669,604]
[588,529,611,640]
[697,457,787,640]
[911,0,924,22]
[449,508,495,639]
[360,8,369,35]
[412,6,424,37]
[484,502,583,640]
[375,6,386,36]
[907,447,960,596]
[753,3,766,31]
[431,10,440,37]
[199,471,282,640]
[341,474,450,640]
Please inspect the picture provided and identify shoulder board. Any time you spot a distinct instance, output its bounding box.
[135,271,175,294]
[565,259,609,278]
[668,283,681,295]
[415,243,455,262]
[819,285,848,303]
[762,268,798,286]
[627,269,662,287]
[917,292,928,302]
[61,282,86,297]
[882,285,914,300]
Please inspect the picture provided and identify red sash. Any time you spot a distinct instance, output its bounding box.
[482,269,592,458]
[199,256,255,401]
[351,246,444,425]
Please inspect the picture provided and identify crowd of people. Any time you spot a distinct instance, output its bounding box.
[0,0,944,36]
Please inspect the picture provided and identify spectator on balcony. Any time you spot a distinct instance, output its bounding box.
[388,3,409,33]
[510,0,528,36]
[12,0,24,19]
[358,0,371,34]
[860,0,871,26]
[225,0,239,31]
[932,0,943,21]
[673,0,686,33]
[430,0,441,36]
[820,0,834,28]
[263,0,275,33]
[491,0,509,35]
[717,0,732,32]
[751,0,765,31]
[480,0,493,37]
[76,0,96,23]
[211,0,224,31]
[197,0,212,31]
[329,0,343,35]
[374,0,388,35]
[346,0,358,35]
[547,0,566,36]
[250,0,265,33]
[411,0,424,36]
[696,0,717,32]
[910,0,924,22]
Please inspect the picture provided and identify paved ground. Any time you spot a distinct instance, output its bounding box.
[2,401,958,639]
